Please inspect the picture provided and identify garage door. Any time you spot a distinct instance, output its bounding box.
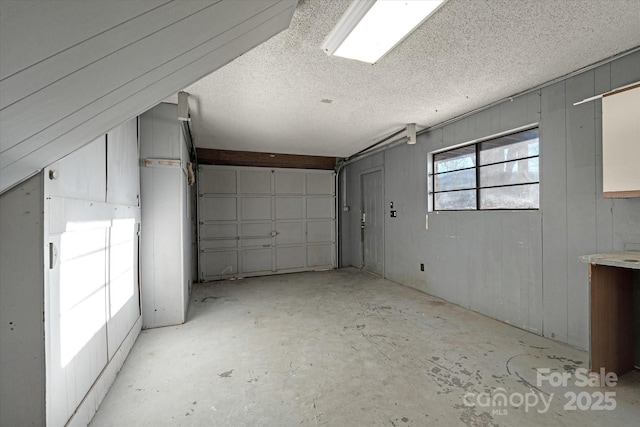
[198,165,336,281]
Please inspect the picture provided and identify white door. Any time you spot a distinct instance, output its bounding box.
[361,170,384,276]
[198,166,336,281]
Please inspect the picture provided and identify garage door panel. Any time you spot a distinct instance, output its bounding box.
[241,223,272,247]
[201,224,237,239]
[307,221,333,243]
[276,246,306,270]
[241,197,271,220]
[202,251,238,278]
[275,197,303,220]
[275,171,304,195]
[276,222,304,245]
[242,248,272,273]
[202,197,237,221]
[306,197,334,219]
[306,172,333,195]
[200,239,237,250]
[240,171,271,194]
[307,245,333,267]
[201,169,236,194]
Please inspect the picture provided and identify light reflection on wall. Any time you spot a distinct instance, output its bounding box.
[109,219,136,317]
[59,218,137,368]
[59,228,108,368]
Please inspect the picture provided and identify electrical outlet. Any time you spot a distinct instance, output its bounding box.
[420,263,424,271]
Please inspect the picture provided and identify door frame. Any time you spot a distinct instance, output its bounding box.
[359,166,384,277]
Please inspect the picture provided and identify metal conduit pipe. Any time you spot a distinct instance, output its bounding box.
[339,45,640,168]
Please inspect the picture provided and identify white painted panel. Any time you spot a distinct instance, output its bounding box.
[308,244,334,267]
[307,221,334,243]
[0,0,167,80]
[1,1,292,153]
[276,246,306,270]
[200,224,238,250]
[276,222,305,245]
[276,197,304,219]
[202,223,238,239]
[241,223,272,248]
[0,174,45,427]
[140,166,185,328]
[242,248,272,273]
[201,169,237,194]
[275,170,304,194]
[306,197,335,219]
[602,85,640,193]
[241,197,271,220]
[0,0,296,194]
[203,197,237,221]
[202,251,238,278]
[38,117,142,426]
[65,317,141,427]
[46,233,67,427]
[180,130,191,318]
[138,103,181,160]
[139,103,192,328]
[201,238,238,250]
[1,2,208,108]
[46,136,106,202]
[240,170,272,194]
[107,118,139,206]
[47,224,109,426]
[306,172,334,195]
[107,219,140,360]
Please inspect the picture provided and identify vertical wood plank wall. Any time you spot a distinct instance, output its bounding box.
[0,174,45,426]
[0,0,297,195]
[342,50,640,351]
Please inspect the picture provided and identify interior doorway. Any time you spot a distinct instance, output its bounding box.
[360,169,384,276]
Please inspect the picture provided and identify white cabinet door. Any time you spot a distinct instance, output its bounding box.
[602,84,640,197]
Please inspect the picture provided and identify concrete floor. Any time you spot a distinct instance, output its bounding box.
[90,268,640,426]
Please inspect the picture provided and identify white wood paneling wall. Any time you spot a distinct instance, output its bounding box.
[44,118,142,427]
[0,0,297,194]
[0,174,45,426]
[139,103,193,328]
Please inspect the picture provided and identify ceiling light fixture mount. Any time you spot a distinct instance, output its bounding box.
[406,123,417,145]
[321,0,445,64]
[178,91,190,122]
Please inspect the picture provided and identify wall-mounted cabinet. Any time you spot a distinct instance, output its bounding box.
[602,83,640,198]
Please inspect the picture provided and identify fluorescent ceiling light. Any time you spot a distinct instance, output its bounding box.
[322,0,445,64]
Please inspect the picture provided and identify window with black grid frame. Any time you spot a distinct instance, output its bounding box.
[431,128,539,211]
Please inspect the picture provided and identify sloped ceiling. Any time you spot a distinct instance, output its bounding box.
[184,0,640,158]
[0,0,297,194]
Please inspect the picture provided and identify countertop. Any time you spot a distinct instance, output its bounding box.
[579,251,640,270]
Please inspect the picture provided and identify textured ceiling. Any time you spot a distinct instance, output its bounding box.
[183,0,640,158]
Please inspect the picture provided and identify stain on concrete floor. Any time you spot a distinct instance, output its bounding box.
[89,268,640,427]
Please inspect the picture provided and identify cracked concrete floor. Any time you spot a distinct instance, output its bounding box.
[90,268,640,426]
